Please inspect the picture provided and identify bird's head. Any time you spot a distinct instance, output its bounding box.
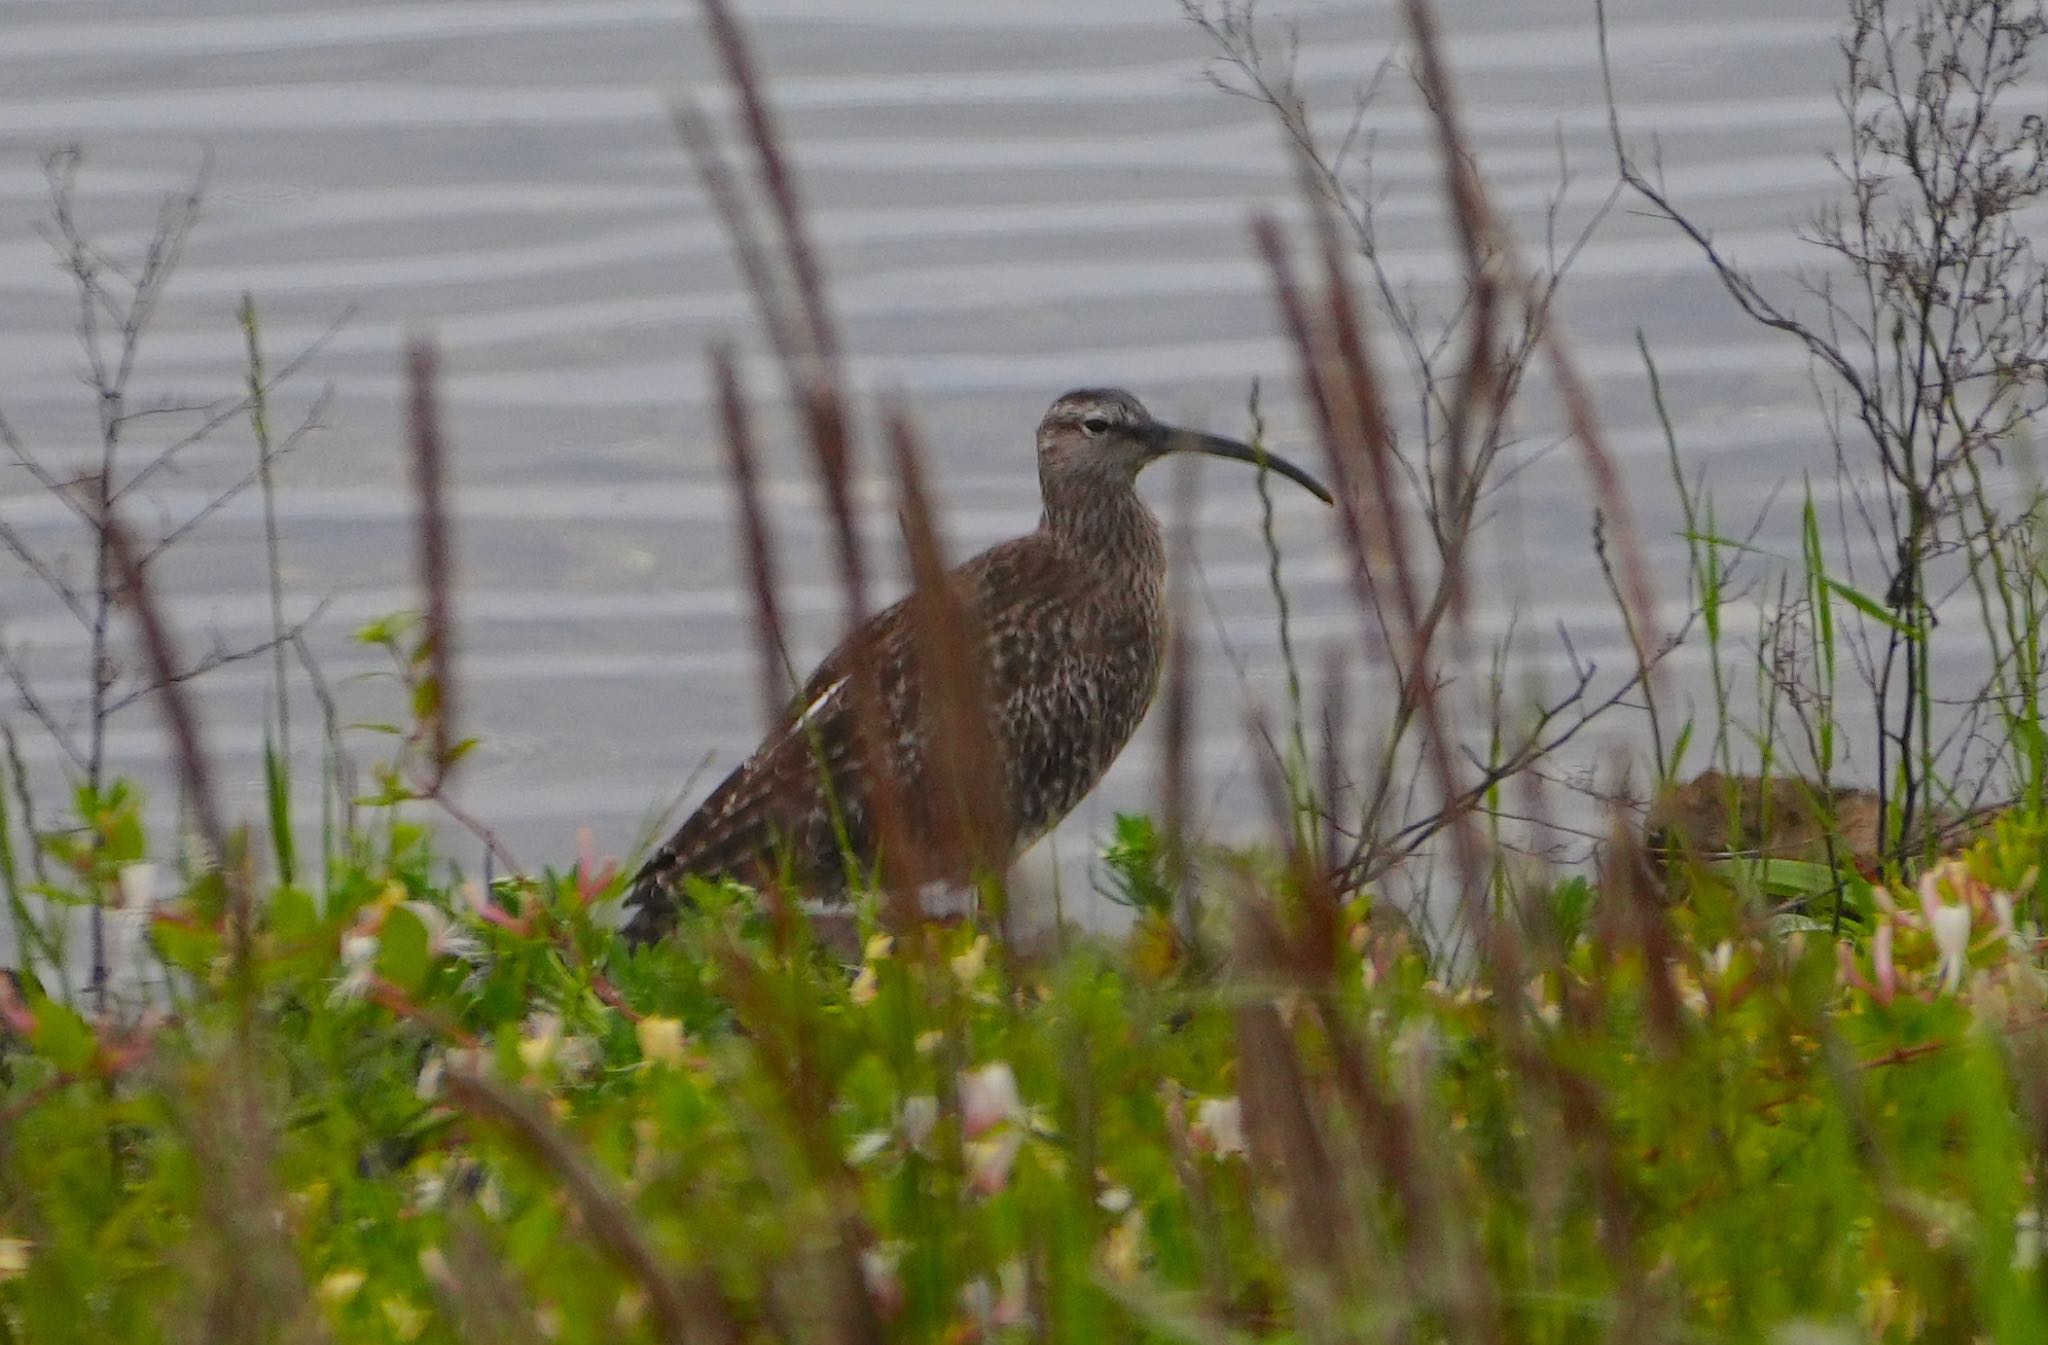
[1035,387,1332,504]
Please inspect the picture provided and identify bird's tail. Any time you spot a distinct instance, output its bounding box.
[618,849,689,946]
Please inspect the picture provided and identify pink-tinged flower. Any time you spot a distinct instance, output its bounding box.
[1873,920,1897,1004]
[958,1261,1028,1331]
[574,827,619,907]
[1840,926,1897,1007]
[967,1131,1024,1195]
[1918,867,1947,929]
[1837,941,1871,997]
[1191,1097,1248,1158]
[0,976,35,1037]
[860,1243,905,1319]
[960,1063,1021,1139]
[1931,903,1973,995]
[464,882,530,935]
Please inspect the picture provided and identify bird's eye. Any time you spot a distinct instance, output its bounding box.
[1081,415,1111,435]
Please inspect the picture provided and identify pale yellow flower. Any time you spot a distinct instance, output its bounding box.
[850,965,879,1005]
[951,935,991,983]
[381,1297,428,1341]
[636,1016,686,1068]
[317,1267,366,1305]
[518,1014,563,1073]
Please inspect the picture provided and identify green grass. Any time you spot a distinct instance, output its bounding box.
[4,781,2048,1342]
[7,2,2048,1337]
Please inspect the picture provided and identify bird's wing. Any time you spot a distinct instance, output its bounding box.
[620,536,1070,944]
[621,610,897,937]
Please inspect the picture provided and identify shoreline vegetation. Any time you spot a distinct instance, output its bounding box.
[4,0,2048,1339]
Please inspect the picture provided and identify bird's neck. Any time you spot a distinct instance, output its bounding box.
[1040,474,1165,580]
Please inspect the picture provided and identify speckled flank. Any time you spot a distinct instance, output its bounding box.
[620,388,1325,943]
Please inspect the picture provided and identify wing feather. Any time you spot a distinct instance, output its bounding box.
[622,535,1093,944]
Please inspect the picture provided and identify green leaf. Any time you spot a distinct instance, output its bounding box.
[410,677,441,725]
[354,614,412,648]
[265,729,295,887]
[152,916,221,975]
[1100,813,1173,914]
[1749,858,1842,899]
[268,884,319,944]
[1820,576,1922,638]
[1677,529,1782,560]
[377,905,431,995]
[31,997,97,1074]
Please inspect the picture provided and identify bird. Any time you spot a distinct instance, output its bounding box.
[621,387,1332,944]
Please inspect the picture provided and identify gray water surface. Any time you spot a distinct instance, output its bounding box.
[0,0,1901,927]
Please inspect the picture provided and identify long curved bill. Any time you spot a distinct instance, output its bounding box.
[1144,422,1334,505]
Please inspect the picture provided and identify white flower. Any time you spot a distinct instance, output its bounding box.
[1193,1096,1248,1158]
[1993,891,2024,952]
[330,933,381,1004]
[1706,940,1735,979]
[959,1063,1021,1139]
[2016,1210,2044,1272]
[412,1165,449,1209]
[846,1130,892,1164]
[100,863,162,1007]
[899,1094,939,1150]
[116,863,157,910]
[1931,903,1973,994]
[556,1033,600,1079]
[402,901,479,961]
[416,1055,445,1101]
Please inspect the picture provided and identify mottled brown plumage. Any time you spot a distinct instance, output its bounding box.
[622,388,1330,943]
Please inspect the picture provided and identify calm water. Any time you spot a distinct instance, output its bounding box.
[0,0,1883,929]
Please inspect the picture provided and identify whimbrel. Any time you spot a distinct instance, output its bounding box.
[622,388,1331,944]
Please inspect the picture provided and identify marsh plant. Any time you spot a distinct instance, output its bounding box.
[1603,0,2048,857]
[0,151,342,1004]
[2,0,2048,1341]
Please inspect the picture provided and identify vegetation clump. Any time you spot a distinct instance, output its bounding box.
[4,0,2048,1339]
